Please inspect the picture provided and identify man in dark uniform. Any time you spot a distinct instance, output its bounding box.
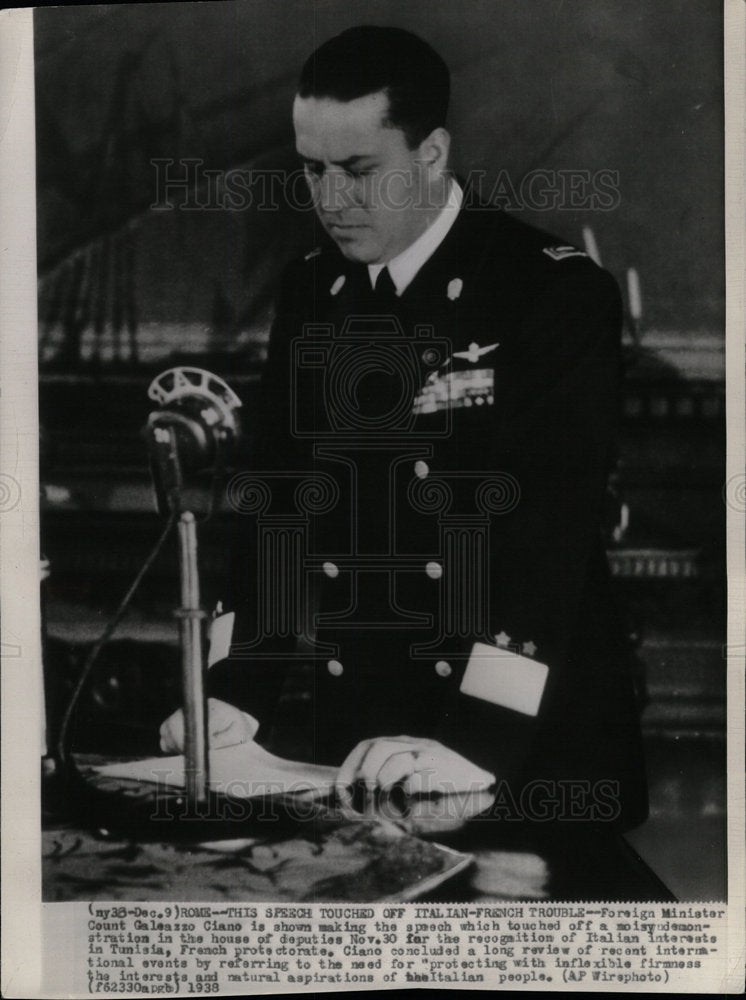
[161,26,647,831]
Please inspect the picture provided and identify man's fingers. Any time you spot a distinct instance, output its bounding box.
[159,701,256,753]
[354,739,421,786]
[400,754,495,796]
[208,712,255,748]
[209,712,234,737]
[335,740,372,817]
[336,739,375,803]
[376,750,418,791]
[159,725,173,753]
[401,766,446,797]
[337,739,424,816]
[159,711,184,753]
[337,737,423,789]
[335,736,496,814]
[208,701,245,742]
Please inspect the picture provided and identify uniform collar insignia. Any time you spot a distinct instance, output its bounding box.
[304,246,322,261]
[542,245,588,262]
[454,341,500,364]
[447,277,463,300]
[330,275,346,296]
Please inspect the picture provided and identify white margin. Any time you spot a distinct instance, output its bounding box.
[0,7,43,998]
[723,0,746,992]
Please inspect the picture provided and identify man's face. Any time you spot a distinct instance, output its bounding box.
[293,91,441,264]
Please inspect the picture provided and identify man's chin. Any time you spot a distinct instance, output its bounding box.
[328,231,381,264]
[337,245,379,264]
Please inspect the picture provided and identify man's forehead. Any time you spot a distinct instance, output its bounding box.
[293,92,396,157]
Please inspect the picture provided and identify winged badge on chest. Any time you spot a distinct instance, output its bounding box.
[412,340,499,416]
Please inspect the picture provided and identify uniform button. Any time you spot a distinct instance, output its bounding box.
[425,561,443,580]
[435,660,452,678]
[327,659,344,677]
[414,460,430,479]
[322,561,339,579]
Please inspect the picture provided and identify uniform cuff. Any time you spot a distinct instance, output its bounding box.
[460,641,549,716]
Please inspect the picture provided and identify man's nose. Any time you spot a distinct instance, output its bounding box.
[315,169,357,213]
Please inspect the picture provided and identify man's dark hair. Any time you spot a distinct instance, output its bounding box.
[297,25,450,148]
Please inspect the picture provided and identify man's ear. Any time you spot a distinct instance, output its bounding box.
[417,127,451,176]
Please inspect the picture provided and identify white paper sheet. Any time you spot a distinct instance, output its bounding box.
[94,742,337,799]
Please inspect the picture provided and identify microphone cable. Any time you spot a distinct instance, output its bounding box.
[55,508,178,781]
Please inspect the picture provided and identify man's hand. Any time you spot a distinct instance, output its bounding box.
[159,698,258,753]
[336,735,495,813]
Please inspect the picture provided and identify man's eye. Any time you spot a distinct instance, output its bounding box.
[348,168,373,179]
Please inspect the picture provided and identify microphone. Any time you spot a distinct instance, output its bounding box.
[144,367,242,516]
[144,368,243,805]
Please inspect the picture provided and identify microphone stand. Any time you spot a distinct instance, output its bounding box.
[148,420,211,807]
[175,510,210,806]
[145,369,243,813]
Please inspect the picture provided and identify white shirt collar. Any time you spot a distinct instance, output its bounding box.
[368,179,463,295]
